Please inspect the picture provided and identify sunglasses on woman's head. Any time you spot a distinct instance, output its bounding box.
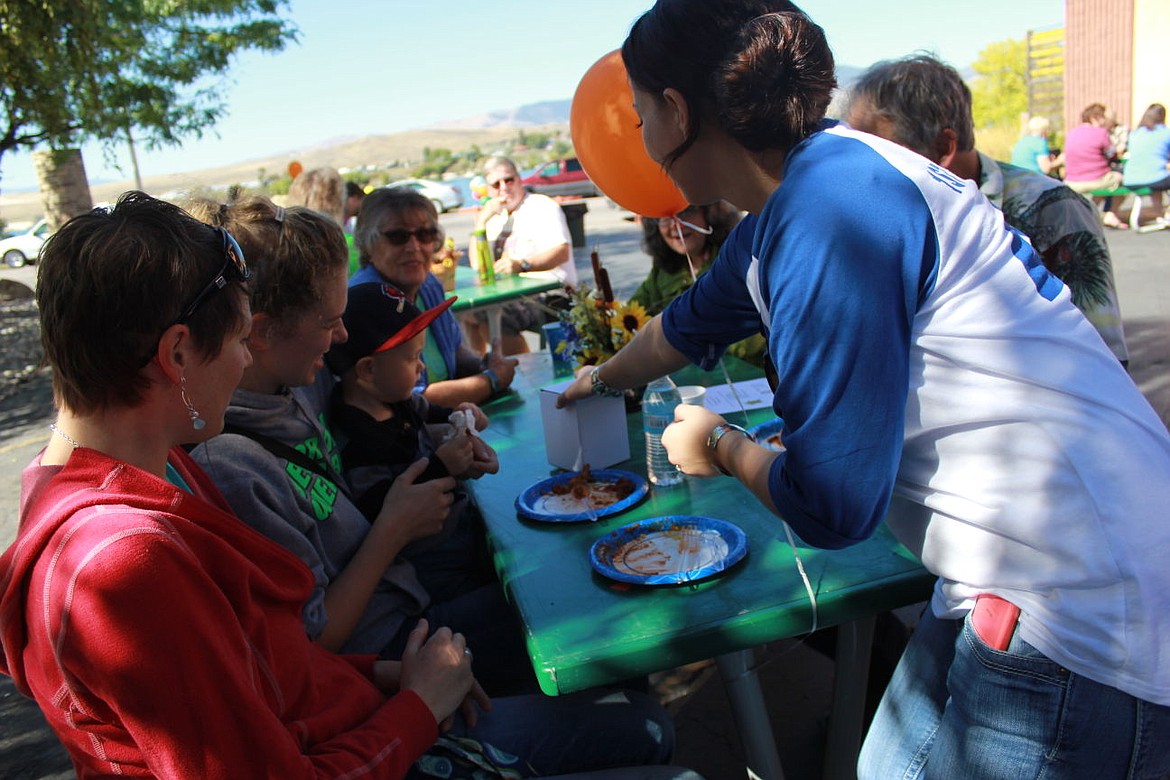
[172,228,251,326]
[381,227,441,246]
[140,228,251,367]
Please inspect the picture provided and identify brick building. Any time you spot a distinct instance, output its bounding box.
[1064,0,1170,129]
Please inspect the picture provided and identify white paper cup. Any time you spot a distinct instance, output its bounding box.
[676,385,707,407]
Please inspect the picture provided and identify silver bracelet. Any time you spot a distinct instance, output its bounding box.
[589,366,624,398]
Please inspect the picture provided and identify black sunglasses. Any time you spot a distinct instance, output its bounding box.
[488,175,517,189]
[140,228,251,367]
[171,228,251,326]
[381,227,441,246]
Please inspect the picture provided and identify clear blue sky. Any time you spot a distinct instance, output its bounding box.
[0,0,1063,192]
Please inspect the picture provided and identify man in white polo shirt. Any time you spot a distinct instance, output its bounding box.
[466,156,577,355]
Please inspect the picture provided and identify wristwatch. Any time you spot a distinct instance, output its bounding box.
[589,366,624,398]
[707,422,757,476]
[518,259,533,272]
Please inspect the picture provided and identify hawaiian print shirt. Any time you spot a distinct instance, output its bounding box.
[978,152,1129,363]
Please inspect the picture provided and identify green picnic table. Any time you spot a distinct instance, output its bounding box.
[445,266,561,343]
[467,352,934,780]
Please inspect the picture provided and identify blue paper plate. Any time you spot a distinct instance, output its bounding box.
[590,516,749,585]
[515,469,649,523]
[748,417,786,452]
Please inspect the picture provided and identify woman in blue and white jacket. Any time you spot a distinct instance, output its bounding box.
[561,1,1170,777]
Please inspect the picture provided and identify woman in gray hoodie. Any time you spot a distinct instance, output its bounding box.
[188,196,534,695]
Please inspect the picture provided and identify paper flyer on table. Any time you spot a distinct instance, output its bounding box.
[701,377,774,414]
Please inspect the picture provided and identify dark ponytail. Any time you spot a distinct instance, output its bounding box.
[715,12,836,152]
[622,0,835,166]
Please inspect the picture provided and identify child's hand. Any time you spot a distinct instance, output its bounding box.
[454,402,489,432]
[464,436,499,479]
[436,433,475,477]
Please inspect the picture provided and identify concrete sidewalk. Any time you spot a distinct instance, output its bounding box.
[1,200,1168,779]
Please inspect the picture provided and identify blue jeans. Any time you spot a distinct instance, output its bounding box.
[859,609,1170,779]
[410,689,679,778]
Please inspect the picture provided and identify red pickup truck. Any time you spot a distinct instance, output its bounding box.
[521,157,600,198]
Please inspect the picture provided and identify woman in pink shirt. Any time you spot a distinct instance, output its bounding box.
[1063,102,1127,228]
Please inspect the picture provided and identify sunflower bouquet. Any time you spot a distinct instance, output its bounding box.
[556,283,650,368]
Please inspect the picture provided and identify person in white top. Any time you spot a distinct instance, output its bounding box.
[465,157,577,355]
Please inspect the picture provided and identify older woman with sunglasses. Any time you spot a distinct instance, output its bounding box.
[351,187,518,406]
[0,192,483,776]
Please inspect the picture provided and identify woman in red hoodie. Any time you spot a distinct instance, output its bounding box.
[0,193,691,779]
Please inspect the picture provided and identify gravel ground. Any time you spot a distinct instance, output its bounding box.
[0,292,74,778]
[0,296,55,444]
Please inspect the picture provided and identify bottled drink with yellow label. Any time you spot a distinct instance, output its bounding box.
[472,229,495,286]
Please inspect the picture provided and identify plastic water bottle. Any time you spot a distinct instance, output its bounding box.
[643,376,683,486]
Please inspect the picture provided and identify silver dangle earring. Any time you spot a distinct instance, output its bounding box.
[179,373,206,431]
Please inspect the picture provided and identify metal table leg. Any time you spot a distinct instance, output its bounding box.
[716,649,786,780]
[486,305,504,345]
[823,616,876,780]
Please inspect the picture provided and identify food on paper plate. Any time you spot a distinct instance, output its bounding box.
[611,525,729,577]
[540,464,637,513]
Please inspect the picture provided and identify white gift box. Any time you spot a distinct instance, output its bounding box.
[539,378,630,471]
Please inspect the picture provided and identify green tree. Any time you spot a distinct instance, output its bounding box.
[414,147,457,178]
[969,38,1028,130]
[0,0,298,196]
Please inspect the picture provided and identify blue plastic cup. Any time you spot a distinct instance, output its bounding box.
[543,322,574,377]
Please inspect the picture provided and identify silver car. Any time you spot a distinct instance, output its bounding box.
[389,179,464,214]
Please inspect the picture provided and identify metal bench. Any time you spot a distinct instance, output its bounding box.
[1088,185,1167,233]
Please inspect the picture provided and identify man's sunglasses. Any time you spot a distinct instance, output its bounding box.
[488,176,517,189]
[381,227,441,246]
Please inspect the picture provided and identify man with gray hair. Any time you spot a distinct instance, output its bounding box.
[465,156,577,355]
[845,54,1129,365]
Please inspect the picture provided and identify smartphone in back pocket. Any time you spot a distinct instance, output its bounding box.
[971,594,1021,651]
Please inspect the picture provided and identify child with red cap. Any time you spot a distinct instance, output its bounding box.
[326,282,541,693]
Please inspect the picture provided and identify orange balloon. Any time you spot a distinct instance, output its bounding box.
[570,51,688,218]
[288,160,304,179]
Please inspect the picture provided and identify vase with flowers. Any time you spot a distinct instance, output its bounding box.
[556,282,651,409]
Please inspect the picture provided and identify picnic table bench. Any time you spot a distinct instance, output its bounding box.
[1088,185,1166,232]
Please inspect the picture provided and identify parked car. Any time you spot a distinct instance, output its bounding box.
[388,178,463,213]
[1,219,51,268]
[521,158,599,199]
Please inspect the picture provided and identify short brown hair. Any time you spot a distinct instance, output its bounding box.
[37,191,249,413]
[1081,103,1107,124]
[190,195,348,330]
